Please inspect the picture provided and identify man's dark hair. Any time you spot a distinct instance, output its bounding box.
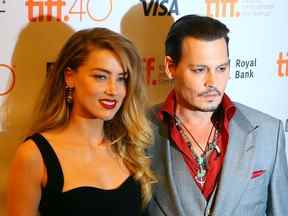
[165,14,230,65]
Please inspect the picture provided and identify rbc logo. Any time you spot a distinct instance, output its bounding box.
[140,0,179,16]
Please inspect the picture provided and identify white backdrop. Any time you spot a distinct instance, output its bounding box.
[0,0,287,213]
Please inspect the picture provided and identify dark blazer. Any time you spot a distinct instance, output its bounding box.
[146,102,288,216]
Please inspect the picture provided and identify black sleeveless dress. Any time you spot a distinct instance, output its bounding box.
[29,133,142,216]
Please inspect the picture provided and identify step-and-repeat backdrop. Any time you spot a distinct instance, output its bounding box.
[0,0,287,213]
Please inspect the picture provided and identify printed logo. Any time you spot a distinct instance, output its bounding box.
[0,0,6,14]
[143,57,168,86]
[205,0,240,18]
[277,52,288,78]
[25,0,112,22]
[234,58,256,79]
[140,0,179,16]
[0,64,16,96]
[239,0,275,17]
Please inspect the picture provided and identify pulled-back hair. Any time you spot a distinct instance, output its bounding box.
[165,14,230,65]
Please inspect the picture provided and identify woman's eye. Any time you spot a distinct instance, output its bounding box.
[93,74,107,80]
[118,76,127,82]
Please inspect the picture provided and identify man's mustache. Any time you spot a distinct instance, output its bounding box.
[198,87,221,96]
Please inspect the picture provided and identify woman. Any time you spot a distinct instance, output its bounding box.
[7,28,155,215]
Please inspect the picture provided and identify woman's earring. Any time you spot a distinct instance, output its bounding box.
[65,86,73,104]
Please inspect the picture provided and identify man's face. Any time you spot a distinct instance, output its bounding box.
[167,37,230,112]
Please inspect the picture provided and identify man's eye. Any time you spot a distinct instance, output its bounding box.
[217,66,227,72]
[191,68,205,73]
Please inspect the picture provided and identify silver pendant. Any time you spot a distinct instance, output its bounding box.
[195,168,206,186]
[195,156,207,186]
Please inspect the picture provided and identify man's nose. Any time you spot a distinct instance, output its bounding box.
[205,71,216,87]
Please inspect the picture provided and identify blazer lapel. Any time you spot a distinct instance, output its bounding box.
[213,109,259,215]
[170,143,207,215]
[151,123,183,216]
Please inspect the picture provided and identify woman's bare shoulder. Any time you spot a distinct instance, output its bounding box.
[12,138,44,171]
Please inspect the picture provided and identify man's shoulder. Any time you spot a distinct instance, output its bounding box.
[148,103,163,113]
[147,103,170,138]
[147,103,163,122]
[234,102,280,126]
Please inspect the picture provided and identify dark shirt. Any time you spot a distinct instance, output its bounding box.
[29,133,142,216]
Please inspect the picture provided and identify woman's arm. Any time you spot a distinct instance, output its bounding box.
[7,140,44,216]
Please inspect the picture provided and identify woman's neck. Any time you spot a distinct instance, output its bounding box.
[65,114,106,148]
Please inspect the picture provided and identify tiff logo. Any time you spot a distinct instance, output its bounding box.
[206,0,239,18]
[277,52,288,77]
[0,0,6,13]
[25,0,65,22]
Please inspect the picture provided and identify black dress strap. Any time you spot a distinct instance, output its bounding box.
[29,133,64,199]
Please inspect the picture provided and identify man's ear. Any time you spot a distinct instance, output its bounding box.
[164,56,176,80]
[64,67,75,87]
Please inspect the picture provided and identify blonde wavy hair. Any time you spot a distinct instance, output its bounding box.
[30,28,156,206]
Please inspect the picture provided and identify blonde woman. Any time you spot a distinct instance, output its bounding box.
[7,28,155,216]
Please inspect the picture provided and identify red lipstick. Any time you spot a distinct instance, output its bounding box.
[99,99,117,109]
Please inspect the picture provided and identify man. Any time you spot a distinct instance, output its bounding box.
[146,14,288,216]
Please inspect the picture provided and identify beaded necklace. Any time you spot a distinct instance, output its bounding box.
[174,115,220,186]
